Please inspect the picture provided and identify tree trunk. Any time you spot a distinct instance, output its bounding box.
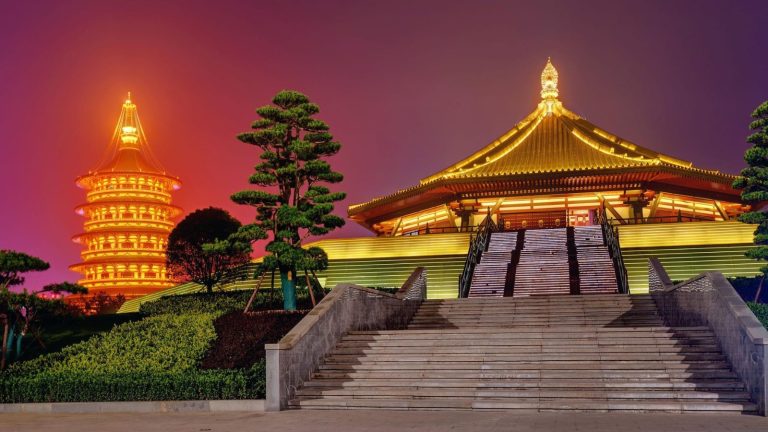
[0,315,8,370]
[755,275,765,303]
[6,325,16,363]
[280,268,297,311]
[15,329,23,361]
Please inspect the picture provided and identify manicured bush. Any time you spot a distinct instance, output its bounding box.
[11,313,217,375]
[139,288,321,317]
[748,302,768,329]
[0,361,265,402]
[0,312,271,402]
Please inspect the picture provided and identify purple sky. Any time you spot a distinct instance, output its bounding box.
[1,0,767,290]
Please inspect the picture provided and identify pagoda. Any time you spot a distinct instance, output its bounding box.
[70,94,182,299]
[349,59,744,235]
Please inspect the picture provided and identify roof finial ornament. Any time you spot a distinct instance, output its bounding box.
[118,93,140,147]
[540,57,559,101]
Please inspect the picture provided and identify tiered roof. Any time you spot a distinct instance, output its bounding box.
[349,59,738,228]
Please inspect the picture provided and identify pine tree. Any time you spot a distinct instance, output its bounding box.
[231,90,345,310]
[734,101,768,274]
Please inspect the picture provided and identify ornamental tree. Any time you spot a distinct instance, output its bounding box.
[0,250,50,292]
[734,101,768,275]
[231,90,345,310]
[166,207,252,294]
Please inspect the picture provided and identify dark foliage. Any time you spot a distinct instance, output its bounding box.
[0,250,50,291]
[201,310,307,369]
[733,101,768,274]
[167,207,252,294]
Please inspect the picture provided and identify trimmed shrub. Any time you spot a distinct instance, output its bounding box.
[0,361,266,402]
[748,302,768,329]
[202,311,307,369]
[0,312,271,402]
[10,313,217,375]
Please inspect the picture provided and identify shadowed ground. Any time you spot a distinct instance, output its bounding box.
[2,410,766,432]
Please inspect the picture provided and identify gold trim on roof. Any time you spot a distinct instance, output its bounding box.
[349,59,733,216]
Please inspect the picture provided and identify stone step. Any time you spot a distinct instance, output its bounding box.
[318,361,734,371]
[331,346,722,355]
[345,325,714,339]
[312,369,739,380]
[300,379,745,391]
[294,388,752,401]
[289,397,757,413]
[324,353,727,363]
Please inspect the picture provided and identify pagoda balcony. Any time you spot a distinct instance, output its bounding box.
[82,219,175,232]
[79,249,167,261]
[85,189,173,204]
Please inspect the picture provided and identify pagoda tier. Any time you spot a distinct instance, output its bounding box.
[348,59,744,235]
[70,95,182,299]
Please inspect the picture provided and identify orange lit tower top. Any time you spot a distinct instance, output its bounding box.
[70,94,182,299]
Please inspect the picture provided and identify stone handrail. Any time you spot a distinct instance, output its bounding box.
[265,267,427,411]
[648,258,768,415]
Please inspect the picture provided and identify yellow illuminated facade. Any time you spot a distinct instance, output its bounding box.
[70,95,182,299]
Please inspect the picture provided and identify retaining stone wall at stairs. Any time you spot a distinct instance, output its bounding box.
[649,258,768,415]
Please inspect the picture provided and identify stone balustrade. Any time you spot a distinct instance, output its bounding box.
[265,267,427,411]
[649,258,768,415]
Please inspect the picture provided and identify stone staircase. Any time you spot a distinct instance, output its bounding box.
[574,226,619,295]
[514,228,571,297]
[468,232,517,297]
[290,294,756,413]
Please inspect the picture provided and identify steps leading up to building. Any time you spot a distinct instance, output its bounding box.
[290,294,756,413]
[468,232,518,298]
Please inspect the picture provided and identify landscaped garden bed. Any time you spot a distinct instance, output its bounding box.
[0,289,316,403]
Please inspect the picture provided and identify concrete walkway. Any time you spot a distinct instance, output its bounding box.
[2,410,767,432]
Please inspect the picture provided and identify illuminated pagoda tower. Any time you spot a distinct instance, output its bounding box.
[71,94,182,300]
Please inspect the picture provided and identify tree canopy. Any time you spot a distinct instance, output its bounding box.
[166,207,252,294]
[231,90,345,310]
[734,101,768,274]
[0,250,50,292]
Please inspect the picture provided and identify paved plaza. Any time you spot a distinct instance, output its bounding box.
[2,410,767,432]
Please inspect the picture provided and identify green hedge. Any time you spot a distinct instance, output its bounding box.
[11,313,218,375]
[748,302,768,329]
[1,361,265,403]
[1,312,268,402]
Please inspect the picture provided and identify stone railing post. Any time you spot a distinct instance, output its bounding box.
[265,268,427,411]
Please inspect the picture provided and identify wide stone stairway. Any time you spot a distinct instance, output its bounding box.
[290,294,756,413]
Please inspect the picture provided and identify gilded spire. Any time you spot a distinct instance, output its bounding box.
[540,57,559,101]
[116,93,142,148]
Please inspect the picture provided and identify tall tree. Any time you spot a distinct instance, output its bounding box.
[166,207,252,294]
[0,250,50,292]
[734,101,768,278]
[232,90,345,310]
